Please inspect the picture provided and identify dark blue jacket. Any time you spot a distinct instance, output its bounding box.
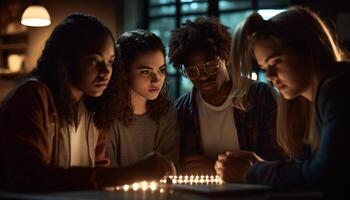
[247,62,350,197]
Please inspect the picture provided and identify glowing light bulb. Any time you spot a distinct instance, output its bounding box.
[123,185,130,191]
[141,181,148,191]
[132,183,139,191]
[150,181,157,191]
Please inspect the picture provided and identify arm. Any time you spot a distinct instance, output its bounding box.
[247,76,348,189]
[0,82,175,191]
[0,82,99,191]
[155,106,180,166]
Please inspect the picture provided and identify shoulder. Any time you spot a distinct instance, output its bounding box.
[248,81,276,97]
[316,62,350,116]
[245,81,277,109]
[160,103,178,123]
[174,89,193,110]
[2,79,52,106]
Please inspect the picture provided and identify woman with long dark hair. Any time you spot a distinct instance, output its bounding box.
[0,14,174,191]
[107,29,179,168]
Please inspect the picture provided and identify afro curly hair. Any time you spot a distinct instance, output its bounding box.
[168,17,232,69]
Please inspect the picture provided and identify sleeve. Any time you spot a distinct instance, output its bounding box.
[256,83,287,160]
[155,105,180,166]
[0,82,99,191]
[246,77,348,191]
[105,124,120,167]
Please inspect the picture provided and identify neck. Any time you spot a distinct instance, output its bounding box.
[201,80,232,106]
[302,75,320,102]
[69,84,83,102]
[130,89,147,115]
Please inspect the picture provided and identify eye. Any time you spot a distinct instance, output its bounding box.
[107,59,114,67]
[267,63,276,71]
[90,58,100,66]
[159,66,166,74]
[140,70,150,74]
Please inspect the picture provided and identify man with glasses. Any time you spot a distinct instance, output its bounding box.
[169,18,285,175]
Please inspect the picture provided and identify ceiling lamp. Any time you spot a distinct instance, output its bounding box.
[21,4,51,27]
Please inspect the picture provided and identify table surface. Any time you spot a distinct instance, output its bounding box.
[0,183,325,200]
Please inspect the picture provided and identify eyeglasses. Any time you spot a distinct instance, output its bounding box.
[180,58,223,80]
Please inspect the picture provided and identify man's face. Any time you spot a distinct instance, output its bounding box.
[184,50,229,96]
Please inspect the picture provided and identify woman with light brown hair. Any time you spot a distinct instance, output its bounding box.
[215,6,349,197]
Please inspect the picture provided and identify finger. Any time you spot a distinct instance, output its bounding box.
[215,160,223,169]
[218,154,227,161]
[168,161,177,176]
[215,167,223,176]
[227,150,256,161]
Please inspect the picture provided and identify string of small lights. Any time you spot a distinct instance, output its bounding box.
[112,175,223,192]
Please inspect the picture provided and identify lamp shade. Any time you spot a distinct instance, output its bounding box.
[21,5,51,27]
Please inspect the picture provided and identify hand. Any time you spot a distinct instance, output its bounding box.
[215,150,263,183]
[133,152,176,180]
[182,155,215,175]
[227,150,264,163]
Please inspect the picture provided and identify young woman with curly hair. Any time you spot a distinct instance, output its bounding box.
[169,17,285,175]
[107,29,179,168]
[0,14,174,191]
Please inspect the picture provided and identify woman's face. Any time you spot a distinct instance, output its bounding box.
[253,39,311,100]
[74,35,115,98]
[128,50,166,101]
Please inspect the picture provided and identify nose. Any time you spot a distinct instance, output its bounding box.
[150,71,161,83]
[99,62,112,78]
[198,68,210,81]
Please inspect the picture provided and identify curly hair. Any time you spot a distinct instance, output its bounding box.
[169,17,232,69]
[32,13,119,129]
[115,29,171,126]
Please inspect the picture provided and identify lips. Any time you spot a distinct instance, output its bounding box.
[275,83,287,91]
[149,87,160,92]
[96,82,109,89]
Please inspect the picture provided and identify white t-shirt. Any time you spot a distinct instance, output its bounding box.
[196,88,240,159]
[61,101,90,167]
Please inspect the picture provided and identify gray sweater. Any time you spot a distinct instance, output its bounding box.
[107,106,179,167]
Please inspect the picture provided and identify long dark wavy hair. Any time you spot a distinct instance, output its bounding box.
[32,13,119,129]
[115,29,171,126]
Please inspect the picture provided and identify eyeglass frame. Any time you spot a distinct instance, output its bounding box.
[180,57,223,80]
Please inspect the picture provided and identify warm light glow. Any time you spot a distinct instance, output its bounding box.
[132,183,139,191]
[123,185,129,191]
[150,181,157,191]
[113,175,222,192]
[21,5,51,27]
[163,174,223,185]
[8,54,24,72]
